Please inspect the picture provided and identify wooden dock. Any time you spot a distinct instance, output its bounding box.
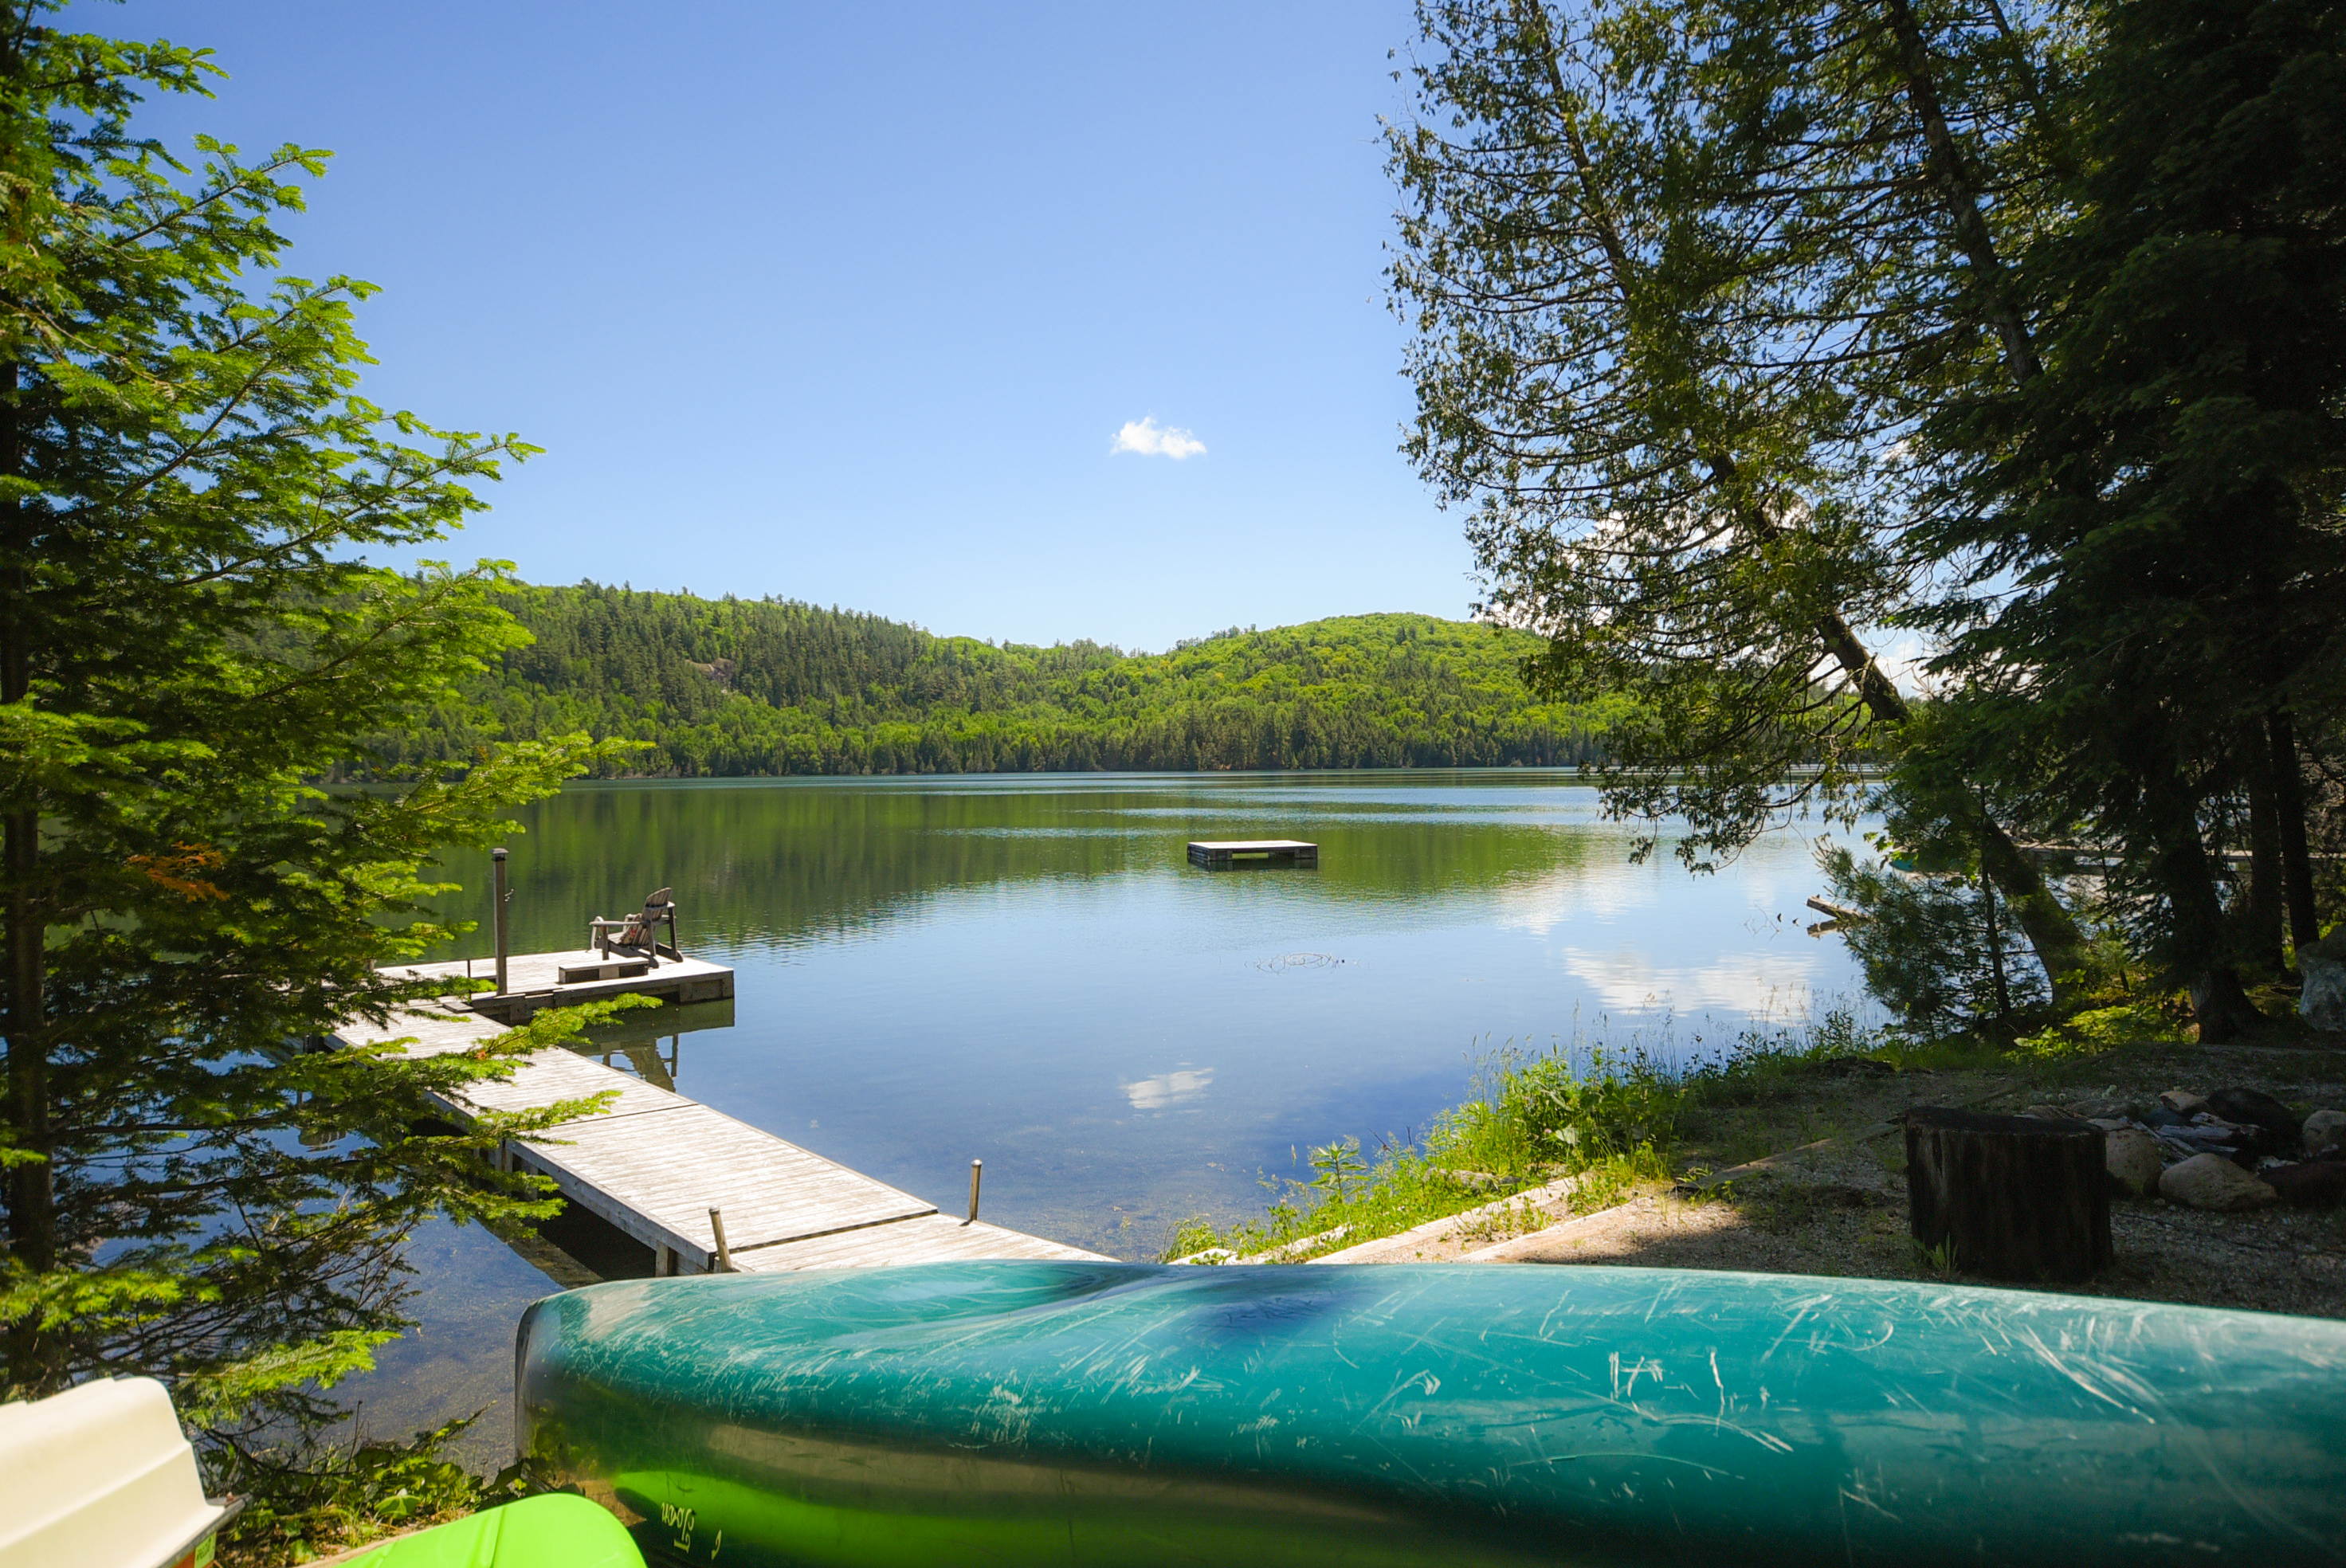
[337,954,1106,1278]
[397,947,736,1025]
[1187,838,1318,869]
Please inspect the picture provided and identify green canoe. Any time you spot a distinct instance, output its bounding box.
[344,1493,642,1567]
[515,1261,2346,1567]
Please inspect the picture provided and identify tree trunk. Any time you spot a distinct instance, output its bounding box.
[1880,0,2046,386]
[2138,773,2257,1041]
[2269,711,2320,960]
[1973,821,2087,1010]
[2189,966,2261,1045]
[1982,878,2011,1029]
[1905,1108,2110,1282]
[2242,732,2288,975]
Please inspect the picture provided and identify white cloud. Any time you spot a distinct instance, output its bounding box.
[1111,416,1206,460]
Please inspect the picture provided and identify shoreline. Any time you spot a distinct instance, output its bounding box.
[1166,1021,2346,1319]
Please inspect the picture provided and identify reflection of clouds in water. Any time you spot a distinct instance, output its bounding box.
[1124,1068,1213,1111]
[1489,861,1661,934]
[1495,833,1851,938]
[1557,943,1825,1017]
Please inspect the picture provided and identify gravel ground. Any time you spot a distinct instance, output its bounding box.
[1444,1037,2346,1319]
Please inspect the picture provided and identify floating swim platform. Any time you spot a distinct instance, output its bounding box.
[515,1261,2346,1567]
[1187,838,1317,869]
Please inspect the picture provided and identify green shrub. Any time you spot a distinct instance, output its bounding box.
[216,1413,523,1567]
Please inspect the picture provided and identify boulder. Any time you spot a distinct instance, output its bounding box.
[2305,1109,2346,1162]
[2159,1088,2209,1116]
[2262,1162,2346,1211]
[2157,1153,2277,1213]
[2103,1127,2165,1198]
[2206,1088,2302,1157]
[2301,927,2346,1033]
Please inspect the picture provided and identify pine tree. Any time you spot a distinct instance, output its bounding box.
[0,0,620,1425]
[1912,0,2346,1034]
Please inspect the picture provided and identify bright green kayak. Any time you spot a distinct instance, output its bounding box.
[515,1262,2346,1567]
[345,1493,642,1567]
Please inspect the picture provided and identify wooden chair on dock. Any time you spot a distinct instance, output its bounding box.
[590,887,681,966]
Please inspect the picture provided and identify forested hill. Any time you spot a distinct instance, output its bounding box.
[375,583,1619,777]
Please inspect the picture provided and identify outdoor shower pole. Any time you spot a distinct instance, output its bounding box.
[492,847,510,996]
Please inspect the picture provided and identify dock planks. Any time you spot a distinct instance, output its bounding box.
[730,1213,1100,1272]
[332,955,1104,1278]
[378,948,735,1025]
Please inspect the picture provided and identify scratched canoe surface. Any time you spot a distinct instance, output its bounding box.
[516,1263,2346,1568]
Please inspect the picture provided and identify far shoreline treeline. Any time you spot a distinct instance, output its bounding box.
[366,582,1625,778]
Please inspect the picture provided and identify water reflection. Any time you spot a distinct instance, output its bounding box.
[409,771,1863,1255]
[1122,1068,1214,1111]
[423,774,1617,960]
[595,1040,677,1092]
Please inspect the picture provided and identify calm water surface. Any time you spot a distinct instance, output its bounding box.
[343,771,1866,1452]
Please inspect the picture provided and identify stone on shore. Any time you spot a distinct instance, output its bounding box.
[2206,1088,2302,1155]
[2159,1088,2209,1116]
[2157,1153,2277,1212]
[2104,1127,2164,1198]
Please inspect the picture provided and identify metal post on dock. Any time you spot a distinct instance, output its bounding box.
[491,848,510,996]
[709,1207,734,1272]
[965,1159,983,1226]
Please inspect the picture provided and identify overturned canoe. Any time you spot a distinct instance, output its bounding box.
[515,1262,2346,1567]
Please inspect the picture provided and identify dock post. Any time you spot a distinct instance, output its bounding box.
[965,1159,983,1226]
[491,848,510,997]
[709,1207,733,1272]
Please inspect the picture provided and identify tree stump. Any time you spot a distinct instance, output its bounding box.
[1905,1108,2111,1282]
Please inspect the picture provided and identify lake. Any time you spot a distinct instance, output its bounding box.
[339,770,1869,1455]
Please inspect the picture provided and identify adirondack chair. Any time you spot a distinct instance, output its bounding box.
[590,887,680,966]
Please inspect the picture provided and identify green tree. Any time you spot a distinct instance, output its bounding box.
[1909,0,2346,1035]
[1387,0,2091,996]
[0,0,617,1428]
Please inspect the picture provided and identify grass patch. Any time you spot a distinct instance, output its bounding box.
[2013,998,2194,1057]
[1163,1003,1899,1264]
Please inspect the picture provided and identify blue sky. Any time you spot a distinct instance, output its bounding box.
[106,1,1470,652]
